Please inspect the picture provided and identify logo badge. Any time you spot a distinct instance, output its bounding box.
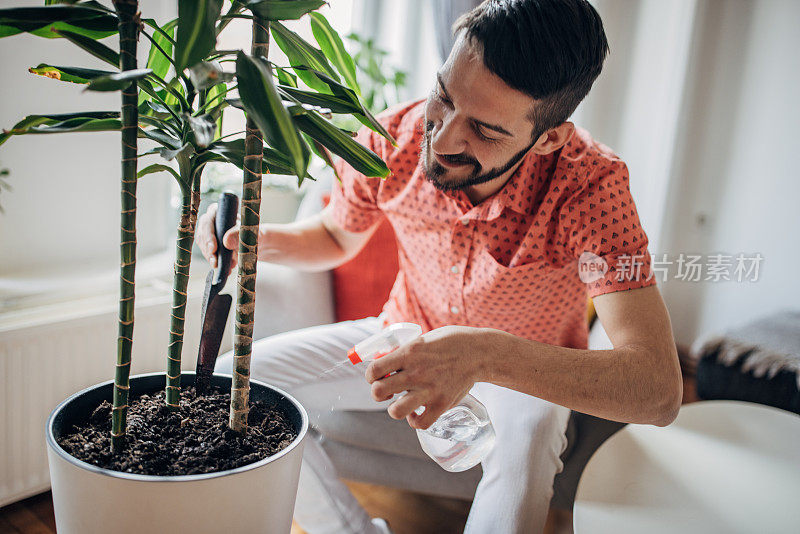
[578,251,608,283]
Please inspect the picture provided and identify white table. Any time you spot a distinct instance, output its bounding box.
[574,401,800,534]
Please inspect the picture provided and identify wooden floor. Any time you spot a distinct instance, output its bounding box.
[0,493,55,534]
[0,483,470,534]
[0,374,699,534]
[0,490,581,534]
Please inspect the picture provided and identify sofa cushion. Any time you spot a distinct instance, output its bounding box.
[321,192,399,322]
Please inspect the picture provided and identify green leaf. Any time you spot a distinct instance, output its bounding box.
[303,132,339,180]
[235,51,308,180]
[28,63,113,84]
[353,111,396,147]
[225,97,243,110]
[28,19,117,40]
[1,111,121,146]
[159,142,195,161]
[309,12,359,95]
[175,0,224,72]
[202,82,229,113]
[142,17,177,46]
[298,67,395,144]
[270,21,338,93]
[137,78,183,122]
[142,19,177,91]
[203,139,293,176]
[293,110,388,178]
[0,5,118,40]
[275,66,298,88]
[145,99,172,116]
[138,115,181,138]
[0,25,23,39]
[53,28,119,67]
[278,86,360,114]
[138,163,181,183]
[85,68,152,92]
[204,83,227,138]
[236,0,325,20]
[187,114,216,147]
[146,75,191,114]
[140,127,182,150]
[187,61,234,90]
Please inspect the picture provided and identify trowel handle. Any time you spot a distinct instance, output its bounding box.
[214,191,239,285]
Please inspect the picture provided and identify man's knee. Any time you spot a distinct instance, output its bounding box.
[526,403,570,440]
[488,401,569,465]
[212,332,296,381]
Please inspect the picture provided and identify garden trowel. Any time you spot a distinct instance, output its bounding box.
[195,191,239,394]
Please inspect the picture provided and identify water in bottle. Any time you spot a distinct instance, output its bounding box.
[416,394,496,472]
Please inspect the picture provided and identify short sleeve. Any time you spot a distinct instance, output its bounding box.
[330,127,386,233]
[568,160,655,297]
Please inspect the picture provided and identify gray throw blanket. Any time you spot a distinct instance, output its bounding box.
[690,311,800,413]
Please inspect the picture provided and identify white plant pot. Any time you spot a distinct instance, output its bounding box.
[46,372,308,534]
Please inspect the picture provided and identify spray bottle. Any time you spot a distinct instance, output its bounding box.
[348,323,496,472]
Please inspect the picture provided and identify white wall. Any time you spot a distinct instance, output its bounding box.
[0,0,175,279]
[575,0,700,253]
[575,0,799,345]
[659,0,800,343]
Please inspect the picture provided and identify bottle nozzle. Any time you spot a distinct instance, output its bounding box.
[347,347,362,365]
[348,322,423,365]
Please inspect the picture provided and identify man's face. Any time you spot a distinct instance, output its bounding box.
[422,35,541,192]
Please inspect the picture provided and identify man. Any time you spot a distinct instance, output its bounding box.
[199,1,682,532]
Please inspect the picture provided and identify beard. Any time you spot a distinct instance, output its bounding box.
[420,120,534,192]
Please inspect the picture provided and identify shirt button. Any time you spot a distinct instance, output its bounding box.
[450,305,460,314]
[450,265,460,274]
[460,219,470,226]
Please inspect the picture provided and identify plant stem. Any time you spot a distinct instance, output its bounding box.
[229,16,269,434]
[111,0,140,454]
[165,157,201,410]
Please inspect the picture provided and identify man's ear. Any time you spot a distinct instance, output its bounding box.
[531,122,575,155]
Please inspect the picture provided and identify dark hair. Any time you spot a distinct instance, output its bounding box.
[453,0,609,138]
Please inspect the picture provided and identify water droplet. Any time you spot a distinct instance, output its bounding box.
[312,359,351,380]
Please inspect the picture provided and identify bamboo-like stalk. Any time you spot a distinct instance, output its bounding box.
[229,16,269,434]
[111,0,140,453]
[164,156,202,409]
[165,186,191,409]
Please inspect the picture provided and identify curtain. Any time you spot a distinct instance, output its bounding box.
[432,0,483,62]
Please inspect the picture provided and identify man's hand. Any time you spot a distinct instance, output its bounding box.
[196,202,240,272]
[365,326,488,430]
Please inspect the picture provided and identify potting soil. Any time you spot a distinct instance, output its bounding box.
[57,386,297,476]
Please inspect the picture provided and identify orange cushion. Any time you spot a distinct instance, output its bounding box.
[322,194,399,322]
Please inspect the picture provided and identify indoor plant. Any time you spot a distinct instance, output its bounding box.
[0,1,390,532]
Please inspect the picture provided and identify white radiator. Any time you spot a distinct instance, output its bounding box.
[0,275,222,507]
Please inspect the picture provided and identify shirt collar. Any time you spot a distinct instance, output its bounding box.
[443,151,548,221]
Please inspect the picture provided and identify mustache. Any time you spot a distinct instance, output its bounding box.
[424,121,480,168]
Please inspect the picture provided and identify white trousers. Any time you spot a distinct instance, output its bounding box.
[215,316,570,534]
